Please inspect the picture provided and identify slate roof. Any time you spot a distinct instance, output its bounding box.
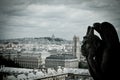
[46,54,77,59]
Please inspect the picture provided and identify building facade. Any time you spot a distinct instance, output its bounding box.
[14,54,42,69]
[45,54,79,69]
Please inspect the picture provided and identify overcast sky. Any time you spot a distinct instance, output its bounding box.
[0,0,120,40]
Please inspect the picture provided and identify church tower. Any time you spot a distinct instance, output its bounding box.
[72,35,80,61]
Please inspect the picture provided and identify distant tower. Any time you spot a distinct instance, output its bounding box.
[72,35,80,61]
[52,34,55,40]
[51,34,55,44]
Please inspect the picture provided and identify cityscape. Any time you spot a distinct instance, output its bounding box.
[0,35,92,80]
[0,0,120,80]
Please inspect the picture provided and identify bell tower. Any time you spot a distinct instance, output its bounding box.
[72,35,80,61]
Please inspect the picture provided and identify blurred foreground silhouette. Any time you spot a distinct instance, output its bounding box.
[81,22,120,80]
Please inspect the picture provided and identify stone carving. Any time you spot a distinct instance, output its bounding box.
[81,22,120,80]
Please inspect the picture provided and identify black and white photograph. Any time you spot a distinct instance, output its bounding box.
[0,0,120,80]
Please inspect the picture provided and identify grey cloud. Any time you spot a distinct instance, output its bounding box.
[30,0,86,5]
[0,0,120,40]
[0,0,30,12]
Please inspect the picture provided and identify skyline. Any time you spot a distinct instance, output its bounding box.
[0,0,120,40]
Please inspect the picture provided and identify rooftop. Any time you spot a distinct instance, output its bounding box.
[46,54,77,59]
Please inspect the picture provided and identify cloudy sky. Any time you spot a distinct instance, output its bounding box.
[0,0,120,40]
